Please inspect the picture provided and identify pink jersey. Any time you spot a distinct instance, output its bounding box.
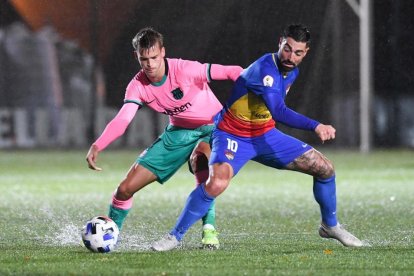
[93,60,242,151]
[125,58,222,129]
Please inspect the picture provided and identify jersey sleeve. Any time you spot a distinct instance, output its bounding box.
[123,76,145,106]
[210,64,244,82]
[261,90,319,131]
[93,102,140,151]
[175,59,211,84]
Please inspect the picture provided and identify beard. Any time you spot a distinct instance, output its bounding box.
[277,58,297,73]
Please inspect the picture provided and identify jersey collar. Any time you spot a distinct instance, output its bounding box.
[151,58,169,86]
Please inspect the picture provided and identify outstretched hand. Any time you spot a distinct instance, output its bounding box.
[86,144,102,171]
[315,124,336,143]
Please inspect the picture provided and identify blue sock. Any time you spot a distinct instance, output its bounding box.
[170,183,215,241]
[313,175,337,227]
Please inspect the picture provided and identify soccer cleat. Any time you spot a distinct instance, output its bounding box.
[201,229,220,249]
[319,223,363,247]
[151,234,181,252]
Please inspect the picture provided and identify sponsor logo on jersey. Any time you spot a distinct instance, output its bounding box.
[263,75,274,87]
[163,102,192,115]
[171,88,184,100]
[224,150,234,160]
[252,111,270,119]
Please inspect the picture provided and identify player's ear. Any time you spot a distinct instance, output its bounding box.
[133,51,139,60]
[161,47,166,58]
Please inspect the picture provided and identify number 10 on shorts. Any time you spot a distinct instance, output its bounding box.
[226,138,238,152]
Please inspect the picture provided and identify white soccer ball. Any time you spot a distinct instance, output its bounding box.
[81,216,119,253]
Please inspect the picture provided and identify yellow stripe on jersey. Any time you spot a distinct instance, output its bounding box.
[228,91,272,123]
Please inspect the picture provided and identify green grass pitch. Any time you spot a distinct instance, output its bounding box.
[0,149,413,275]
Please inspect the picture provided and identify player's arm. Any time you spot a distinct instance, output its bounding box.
[86,103,140,171]
[177,59,242,83]
[261,92,336,142]
[262,92,319,130]
[209,64,243,82]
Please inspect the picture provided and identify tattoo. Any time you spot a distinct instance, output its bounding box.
[285,149,335,178]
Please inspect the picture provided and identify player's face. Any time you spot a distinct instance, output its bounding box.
[136,43,166,82]
[277,37,309,72]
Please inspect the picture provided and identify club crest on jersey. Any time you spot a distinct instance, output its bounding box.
[224,150,234,160]
[263,75,274,87]
[171,88,184,100]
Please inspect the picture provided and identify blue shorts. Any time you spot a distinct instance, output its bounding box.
[209,128,313,176]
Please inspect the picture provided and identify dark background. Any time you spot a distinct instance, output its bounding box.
[1,0,413,148]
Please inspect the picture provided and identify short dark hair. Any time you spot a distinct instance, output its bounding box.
[132,27,164,51]
[283,24,311,46]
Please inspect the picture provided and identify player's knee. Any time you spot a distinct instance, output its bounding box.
[205,179,228,197]
[116,183,134,200]
[320,159,335,179]
[309,150,335,179]
[327,161,335,177]
[204,162,233,196]
[206,173,231,197]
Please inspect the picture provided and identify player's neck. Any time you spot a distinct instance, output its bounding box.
[146,59,166,83]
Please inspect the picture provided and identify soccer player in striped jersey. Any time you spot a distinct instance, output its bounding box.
[152,24,363,251]
[86,27,243,249]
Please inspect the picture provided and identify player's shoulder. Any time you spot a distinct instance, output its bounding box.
[258,53,274,62]
[133,70,148,83]
[259,53,279,72]
[168,57,203,70]
[126,70,148,91]
[252,53,275,66]
[243,53,279,79]
[167,58,207,83]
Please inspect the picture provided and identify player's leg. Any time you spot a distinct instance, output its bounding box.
[255,129,338,227]
[285,148,337,226]
[190,141,211,184]
[151,162,233,251]
[109,126,192,230]
[109,163,157,230]
[182,161,234,234]
[254,128,362,247]
[152,129,254,251]
[284,145,363,246]
[190,141,215,227]
[189,140,219,248]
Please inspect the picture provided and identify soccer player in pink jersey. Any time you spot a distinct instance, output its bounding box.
[86,27,243,249]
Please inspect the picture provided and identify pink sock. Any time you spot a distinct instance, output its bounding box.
[111,192,133,210]
[195,169,209,185]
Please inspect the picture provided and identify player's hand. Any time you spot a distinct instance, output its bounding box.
[315,124,336,143]
[86,144,102,171]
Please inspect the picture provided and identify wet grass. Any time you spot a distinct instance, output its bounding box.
[0,149,413,275]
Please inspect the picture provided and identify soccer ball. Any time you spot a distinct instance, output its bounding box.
[81,216,119,253]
